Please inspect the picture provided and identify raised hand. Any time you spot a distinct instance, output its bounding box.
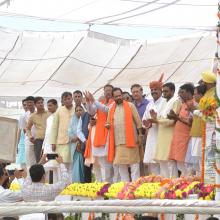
[83,91,90,103]
[88,91,95,103]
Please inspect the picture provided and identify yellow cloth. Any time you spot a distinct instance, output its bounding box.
[50,106,74,145]
[201,71,216,83]
[154,99,180,161]
[190,115,202,137]
[26,111,50,139]
[56,144,71,163]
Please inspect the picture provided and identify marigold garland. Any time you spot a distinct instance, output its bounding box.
[201,120,206,183]
[199,96,218,121]
[59,177,215,201]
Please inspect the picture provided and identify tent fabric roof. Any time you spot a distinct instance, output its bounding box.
[0,0,217,30]
[0,28,215,98]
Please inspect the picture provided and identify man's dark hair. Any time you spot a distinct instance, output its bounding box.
[29,164,45,182]
[48,213,64,220]
[198,79,203,85]
[131,84,143,92]
[73,90,83,96]
[22,99,27,104]
[26,96,35,102]
[112,87,123,96]
[163,82,175,92]
[122,91,131,96]
[104,84,114,90]
[195,85,206,96]
[34,96,44,104]
[206,217,219,220]
[61,92,72,99]
[180,83,194,96]
[47,99,58,105]
[123,91,133,99]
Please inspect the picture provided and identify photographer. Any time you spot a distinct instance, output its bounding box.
[21,154,70,202]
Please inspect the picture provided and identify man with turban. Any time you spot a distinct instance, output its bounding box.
[142,74,166,175]
[200,71,216,102]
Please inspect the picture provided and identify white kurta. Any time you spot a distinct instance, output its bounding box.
[43,113,55,154]
[191,110,203,157]
[24,110,36,167]
[142,97,166,164]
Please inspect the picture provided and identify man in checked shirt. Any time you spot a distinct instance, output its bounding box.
[21,154,70,202]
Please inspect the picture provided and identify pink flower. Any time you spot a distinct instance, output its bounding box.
[182,192,187,199]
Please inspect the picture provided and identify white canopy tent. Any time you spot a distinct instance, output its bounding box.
[0,0,217,31]
[0,0,217,99]
[0,28,216,98]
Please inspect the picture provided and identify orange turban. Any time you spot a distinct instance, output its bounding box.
[149,73,164,90]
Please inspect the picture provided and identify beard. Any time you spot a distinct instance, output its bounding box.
[116,99,123,104]
[202,84,207,93]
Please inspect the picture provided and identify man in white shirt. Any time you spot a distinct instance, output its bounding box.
[43,99,58,154]
[24,96,36,167]
[21,155,70,202]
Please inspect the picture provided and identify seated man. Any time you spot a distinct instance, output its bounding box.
[22,155,70,202]
[0,165,23,202]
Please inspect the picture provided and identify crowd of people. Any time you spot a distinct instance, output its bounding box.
[0,70,217,219]
[15,70,217,184]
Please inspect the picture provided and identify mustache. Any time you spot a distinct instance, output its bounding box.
[151,92,158,95]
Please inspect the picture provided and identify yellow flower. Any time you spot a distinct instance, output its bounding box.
[175,189,182,198]
[105,182,125,198]
[160,191,165,199]
[9,183,21,191]
[205,195,211,200]
[134,183,160,199]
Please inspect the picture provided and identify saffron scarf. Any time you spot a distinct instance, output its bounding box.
[108,101,136,162]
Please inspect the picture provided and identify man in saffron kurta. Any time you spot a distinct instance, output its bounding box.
[106,88,143,182]
[168,83,195,176]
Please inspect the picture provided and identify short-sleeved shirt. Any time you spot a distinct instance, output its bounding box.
[134,98,149,119]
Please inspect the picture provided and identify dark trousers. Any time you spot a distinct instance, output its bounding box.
[34,139,44,163]
[84,164,92,183]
